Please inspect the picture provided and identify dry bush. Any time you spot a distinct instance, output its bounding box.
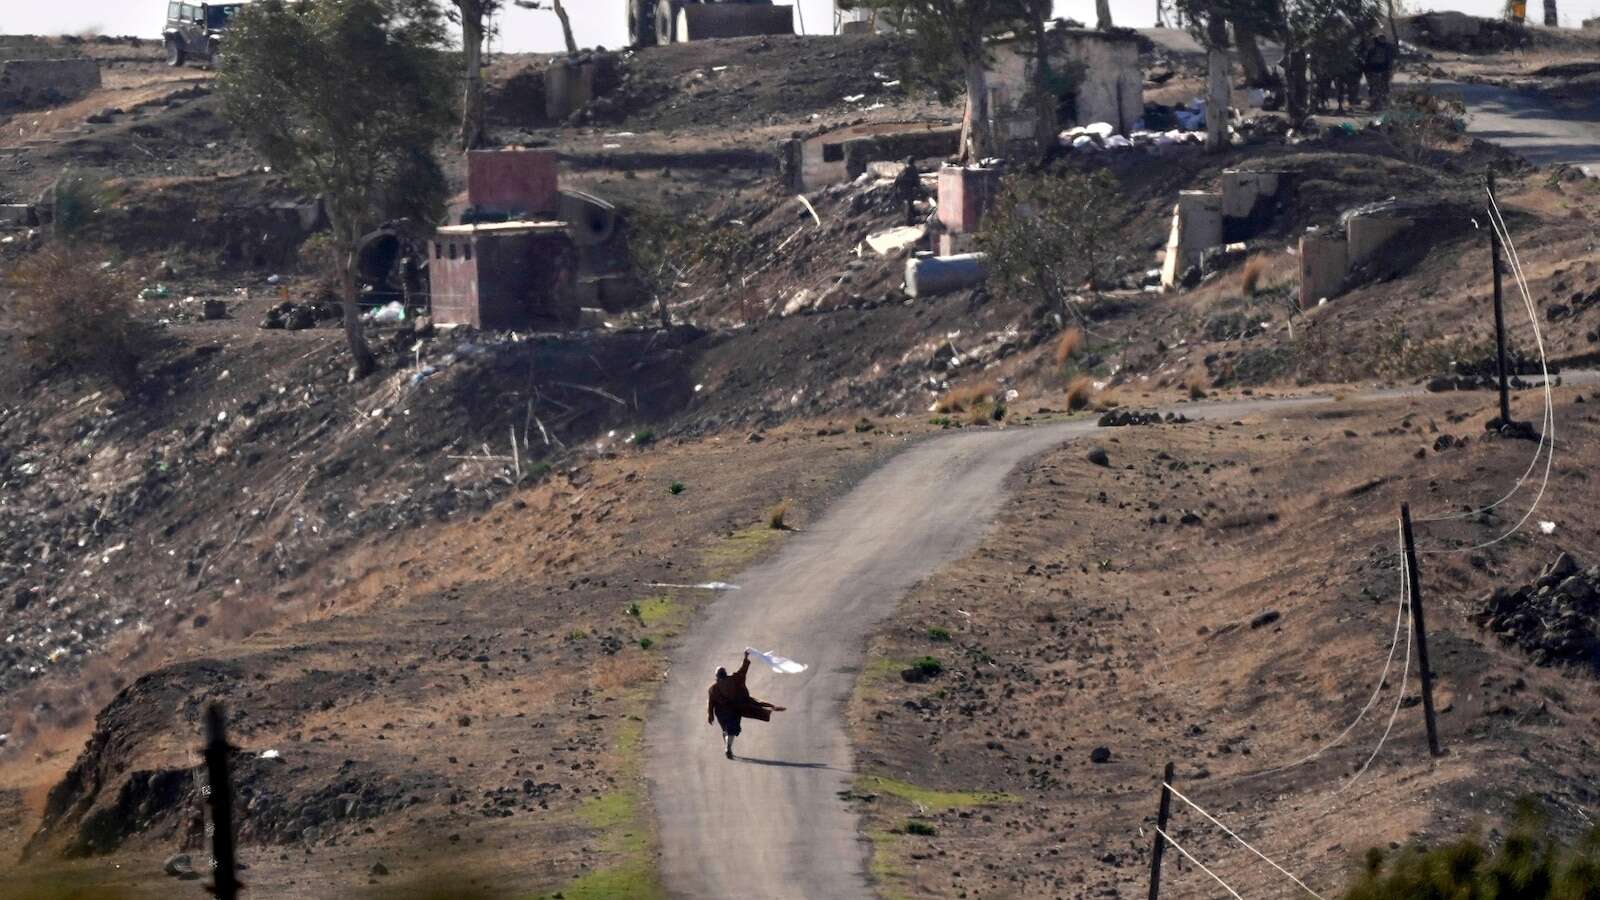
[1065,375,1094,411]
[4,245,145,391]
[767,501,789,530]
[1186,375,1208,400]
[1054,327,1083,369]
[1241,255,1270,295]
[935,380,1000,413]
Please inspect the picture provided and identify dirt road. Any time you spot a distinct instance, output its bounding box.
[644,395,1338,899]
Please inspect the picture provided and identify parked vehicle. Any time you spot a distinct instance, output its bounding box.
[627,0,793,47]
[163,2,245,68]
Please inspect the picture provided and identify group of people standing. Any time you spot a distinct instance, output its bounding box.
[1310,31,1399,112]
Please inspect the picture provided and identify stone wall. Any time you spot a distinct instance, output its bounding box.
[0,57,101,110]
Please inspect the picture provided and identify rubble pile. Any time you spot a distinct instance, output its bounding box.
[260,298,341,330]
[1097,409,1189,427]
[1425,350,1552,392]
[1472,551,1600,675]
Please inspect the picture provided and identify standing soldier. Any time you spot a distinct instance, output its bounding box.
[893,156,924,227]
[1364,33,1397,109]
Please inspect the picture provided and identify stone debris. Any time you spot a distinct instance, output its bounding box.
[1471,552,1600,675]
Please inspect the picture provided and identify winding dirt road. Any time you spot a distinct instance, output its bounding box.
[644,396,1338,899]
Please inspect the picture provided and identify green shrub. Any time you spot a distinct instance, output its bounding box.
[1343,802,1600,900]
[667,481,685,495]
[904,820,937,836]
[52,169,111,242]
[927,627,951,642]
[912,656,943,676]
[638,637,654,650]
[632,428,656,446]
[626,602,642,618]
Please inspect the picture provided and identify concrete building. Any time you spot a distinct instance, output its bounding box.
[430,149,637,330]
[780,122,961,192]
[985,26,1143,152]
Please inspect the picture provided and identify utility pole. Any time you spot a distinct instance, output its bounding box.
[1399,505,1443,758]
[1147,762,1176,900]
[203,704,242,900]
[1487,170,1512,427]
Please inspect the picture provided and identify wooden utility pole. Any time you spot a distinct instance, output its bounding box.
[1148,762,1176,900]
[203,704,242,900]
[1487,171,1513,427]
[1399,505,1443,758]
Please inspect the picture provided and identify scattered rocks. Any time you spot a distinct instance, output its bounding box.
[1089,746,1111,763]
[163,853,197,879]
[1086,447,1110,467]
[1471,551,1600,675]
[1249,610,1282,629]
[370,861,389,876]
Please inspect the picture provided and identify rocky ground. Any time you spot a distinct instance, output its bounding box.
[849,387,1600,898]
[3,19,1600,900]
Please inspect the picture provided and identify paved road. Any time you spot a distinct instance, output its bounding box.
[644,394,1340,900]
[1425,79,1600,170]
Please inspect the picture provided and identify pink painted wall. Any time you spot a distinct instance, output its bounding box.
[467,148,559,217]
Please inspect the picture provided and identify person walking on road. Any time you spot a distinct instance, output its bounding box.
[708,651,786,759]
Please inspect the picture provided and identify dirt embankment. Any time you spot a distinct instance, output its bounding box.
[849,390,1600,898]
[5,408,917,895]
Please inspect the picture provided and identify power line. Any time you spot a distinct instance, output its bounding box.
[1417,193,1556,554]
[1153,825,1245,900]
[1163,782,1327,899]
[1339,519,1413,793]
[1237,570,1408,781]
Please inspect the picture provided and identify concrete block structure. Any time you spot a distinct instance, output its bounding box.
[431,150,643,330]
[466,148,560,219]
[1160,191,1224,288]
[937,165,1000,235]
[1347,213,1413,268]
[430,222,576,330]
[544,55,621,122]
[986,26,1143,151]
[1299,231,1349,307]
[780,122,961,192]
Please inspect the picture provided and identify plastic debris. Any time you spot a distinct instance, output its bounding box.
[1540,521,1557,534]
[259,749,281,759]
[365,301,406,324]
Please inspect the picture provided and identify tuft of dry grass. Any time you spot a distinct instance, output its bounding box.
[935,380,1000,413]
[1053,327,1083,369]
[767,501,789,530]
[1241,255,1269,295]
[1065,375,1094,411]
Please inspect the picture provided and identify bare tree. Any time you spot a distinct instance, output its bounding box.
[449,0,500,150]
[515,0,579,53]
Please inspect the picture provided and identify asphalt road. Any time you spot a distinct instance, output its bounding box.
[644,394,1342,900]
[1425,79,1600,171]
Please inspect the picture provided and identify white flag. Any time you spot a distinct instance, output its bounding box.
[745,647,808,674]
